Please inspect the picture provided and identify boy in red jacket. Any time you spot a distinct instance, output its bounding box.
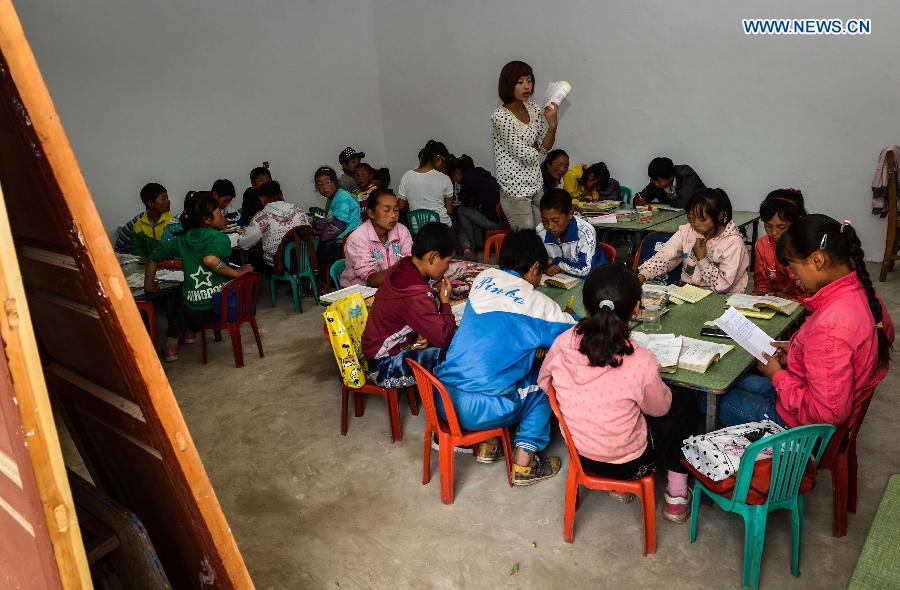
[362,222,458,387]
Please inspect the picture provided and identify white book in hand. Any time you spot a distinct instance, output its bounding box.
[678,337,734,374]
[714,307,777,363]
[542,81,572,109]
[725,294,800,316]
[632,332,682,373]
[320,285,378,305]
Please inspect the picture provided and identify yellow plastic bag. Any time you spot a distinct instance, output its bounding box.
[323,292,369,389]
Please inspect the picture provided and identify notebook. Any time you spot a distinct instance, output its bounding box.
[540,274,580,289]
[632,332,682,373]
[725,294,801,317]
[678,337,734,374]
[714,307,777,363]
[542,80,572,109]
[320,285,378,306]
[669,284,712,304]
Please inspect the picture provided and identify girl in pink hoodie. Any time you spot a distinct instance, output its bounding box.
[717,214,895,428]
[638,188,749,294]
[538,264,696,523]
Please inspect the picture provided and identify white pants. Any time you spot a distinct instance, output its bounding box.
[500,190,543,230]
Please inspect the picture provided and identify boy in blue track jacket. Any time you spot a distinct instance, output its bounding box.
[536,188,605,279]
[435,229,576,486]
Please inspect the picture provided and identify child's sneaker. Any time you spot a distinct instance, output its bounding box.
[512,454,561,486]
[182,330,196,344]
[475,441,502,463]
[663,490,692,523]
[163,345,179,362]
[431,434,472,454]
[608,491,636,503]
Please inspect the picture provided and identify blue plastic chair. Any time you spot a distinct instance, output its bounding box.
[619,185,633,205]
[270,238,318,312]
[407,209,440,236]
[633,232,681,284]
[330,259,346,289]
[690,424,836,590]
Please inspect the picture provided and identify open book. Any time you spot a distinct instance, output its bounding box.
[714,307,777,363]
[540,273,580,289]
[543,81,572,109]
[725,294,800,318]
[632,333,682,373]
[669,284,712,304]
[320,284,378,306]
[678,337,734,374]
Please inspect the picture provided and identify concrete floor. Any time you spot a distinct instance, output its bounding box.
[160,264,900,589]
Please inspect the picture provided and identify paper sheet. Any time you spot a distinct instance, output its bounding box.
[714,307,777,363]
[156,269,184,282]
[585,214,617,224]
[320,285,378,306]
[632,332,681,368]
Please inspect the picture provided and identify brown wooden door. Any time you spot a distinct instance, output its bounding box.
[0,2,252,587]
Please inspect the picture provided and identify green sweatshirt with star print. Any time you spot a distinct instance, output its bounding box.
[149,227,232,311]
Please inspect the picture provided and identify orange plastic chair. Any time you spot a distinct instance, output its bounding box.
[819,386,877,537]
[547,383,657,554]
[135,300,156,345]
[482,233,506,265]
[407,359,512,504]
[200,272,264,368]
[598,241,617,264]
[321,323,418,443]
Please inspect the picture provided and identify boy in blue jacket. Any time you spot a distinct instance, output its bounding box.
[537,188,605,279]
[435,229,576,485]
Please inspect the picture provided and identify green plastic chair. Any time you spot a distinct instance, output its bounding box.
[690,424,836,590]
[270,238,319,312]
[329,259,346,289]
[407,209,440,236]
[619,185,633,204]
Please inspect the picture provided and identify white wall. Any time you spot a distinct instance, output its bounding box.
[17,0,386,228]
[372,0,900,259]
[18,0,900,259]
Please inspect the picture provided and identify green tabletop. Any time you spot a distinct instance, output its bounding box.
[590,208,685,231]
[850,474,900,589]
[650,210,760,234]
[639,292,801,394]
[538,280,586,318]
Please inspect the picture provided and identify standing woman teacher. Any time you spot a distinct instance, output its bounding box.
[492,61,559,229]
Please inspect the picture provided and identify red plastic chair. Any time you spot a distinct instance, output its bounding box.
[200,272,264,368]
[598,241,617,264]
[407,359,512,504]
[483,233,506,265]
[135,300,156,345]
[546,383,657,554]
[321,323,418,443]
[818,386,877,537]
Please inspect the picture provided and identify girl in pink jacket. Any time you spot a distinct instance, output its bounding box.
[638,188,749,294]
[717,214,894,428]
[340,189,413,288]
[538,264,696,523]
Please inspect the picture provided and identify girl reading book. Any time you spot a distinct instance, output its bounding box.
[638,188,749,294]
[538,263,696,523]
[753,188,812,301]
[716,214,894,428]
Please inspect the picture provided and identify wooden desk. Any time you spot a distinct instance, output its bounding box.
[540,284,803,432]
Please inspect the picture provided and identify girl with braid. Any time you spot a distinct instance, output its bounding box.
[717,214,894,427]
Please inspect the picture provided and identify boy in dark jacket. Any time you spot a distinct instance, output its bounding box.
[361,222,458,387]
[637,157,706,208]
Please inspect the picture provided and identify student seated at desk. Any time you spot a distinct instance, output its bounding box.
[352,163,390,212]
[361,222,458,387]
[397,140,454,225]
[314,166,362,281]
[539,264,695,521]
[537,189,605,279]
[541,149,569,191]
[638,188,749,294]
[211,179,241,226]
[132,183,175,258]
[341,189,412,288]
[435,230,576,486]
[636,157,706,208]
[238,180,310,268]
[562,162,621,203]
[753,189,813,302]
[145,193,253,362]
[715,215,894,428]
[448,154,502,257]
[240,164,272,226]
[338,146,365,193]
